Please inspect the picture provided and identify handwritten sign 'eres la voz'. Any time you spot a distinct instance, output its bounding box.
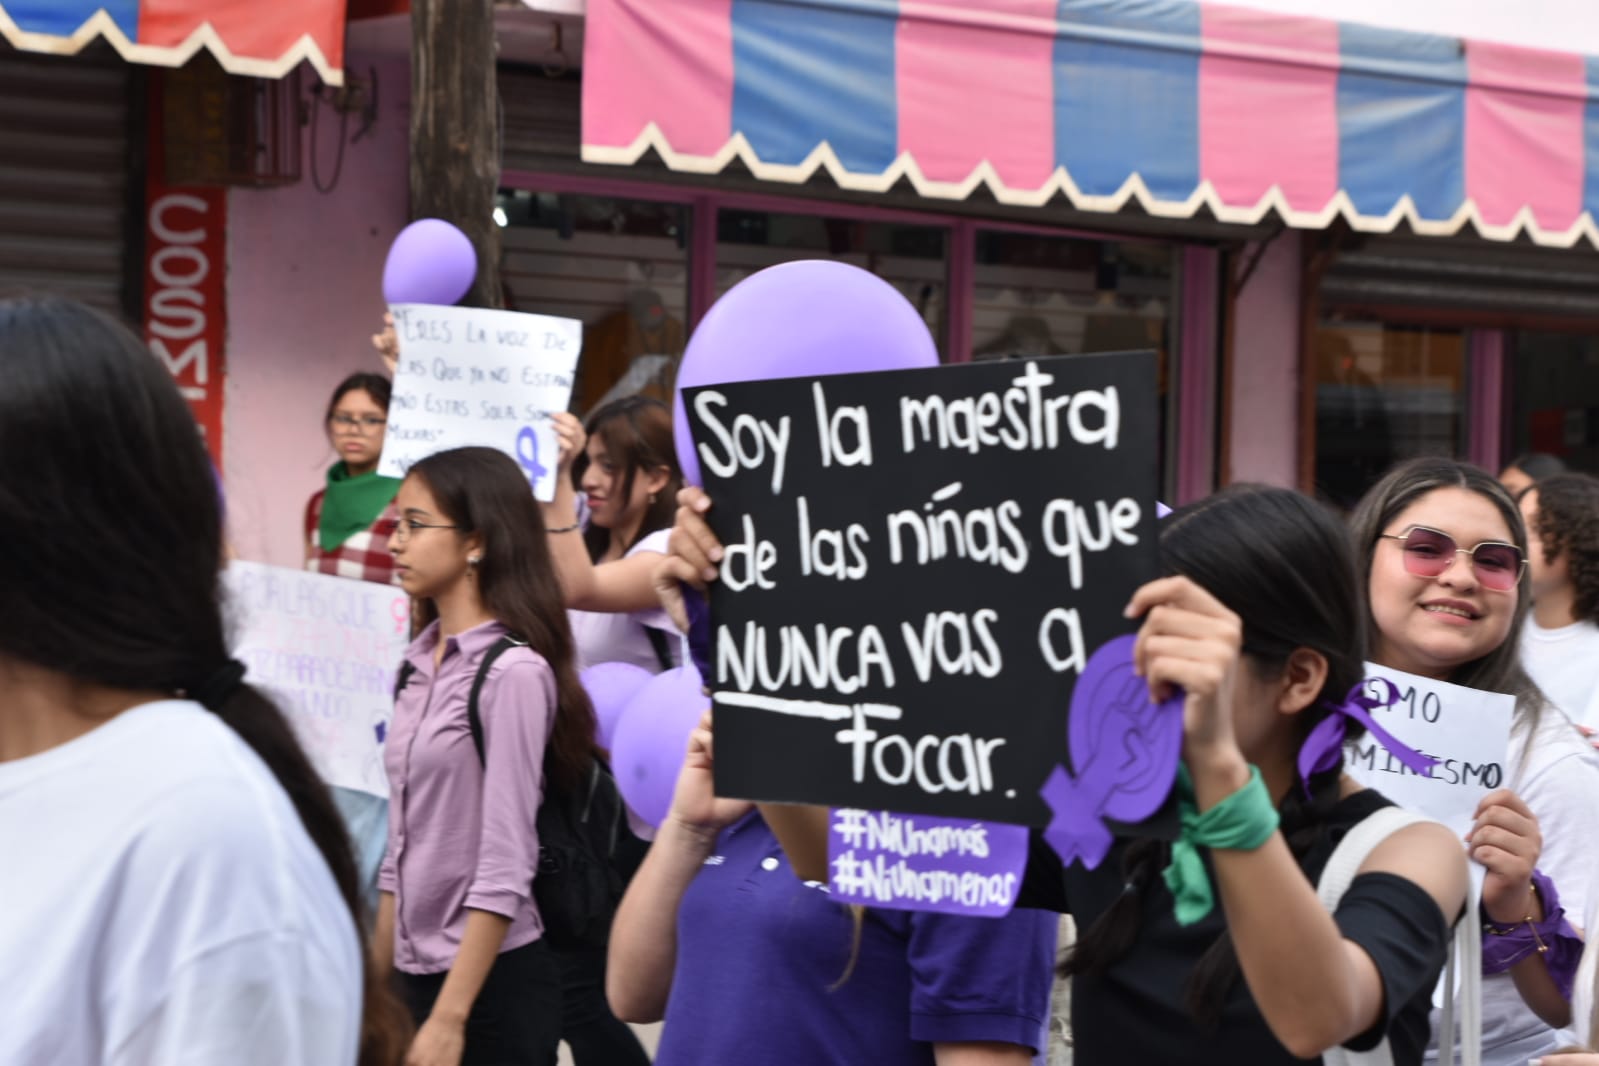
[379,304,580,501]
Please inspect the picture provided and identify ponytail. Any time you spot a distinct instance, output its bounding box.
[0,298,411,1065]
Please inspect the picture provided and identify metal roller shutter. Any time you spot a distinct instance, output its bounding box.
[1320,233,1599,323]
[0,45,133,316]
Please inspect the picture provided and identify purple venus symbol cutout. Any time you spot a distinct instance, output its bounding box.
[1040,634,1184,870]
[516,425,547,490]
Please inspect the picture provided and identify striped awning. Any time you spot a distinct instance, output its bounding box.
[1,0,346,84]
[581,0,1599,249]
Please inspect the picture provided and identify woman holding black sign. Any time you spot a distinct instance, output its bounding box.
[377,446,599,1066]
[657,483,1471,1065]
[1351,458,1599,1066]
[606,712,1057,1065]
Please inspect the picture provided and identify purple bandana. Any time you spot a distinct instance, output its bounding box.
[1297,678,1439,795]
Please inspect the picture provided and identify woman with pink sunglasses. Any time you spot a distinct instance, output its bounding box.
[1351,458,1599,1066]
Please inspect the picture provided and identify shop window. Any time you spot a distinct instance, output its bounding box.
[497,189,691,413]
[715,210,949,358]
[970,231,1177,490]
[1312,322,1465,510]
[1509,332,1599,474]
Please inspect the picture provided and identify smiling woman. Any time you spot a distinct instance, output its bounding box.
[304,372,403,586]
[1351,458,1599,1066]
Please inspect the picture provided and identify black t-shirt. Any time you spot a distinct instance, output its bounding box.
[1017,789,1450,1066]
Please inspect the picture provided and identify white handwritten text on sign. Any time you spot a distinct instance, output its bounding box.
[225,562,411,797]
[379,304,580,500]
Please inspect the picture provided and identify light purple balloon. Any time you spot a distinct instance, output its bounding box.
[672,260,939,486]
[609,663,709,829]
[382,218,477,306]
[581,661,653,751]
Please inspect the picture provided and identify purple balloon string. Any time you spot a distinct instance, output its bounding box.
[1297,678,1439,795]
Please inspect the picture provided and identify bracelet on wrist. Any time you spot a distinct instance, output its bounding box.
[1481,868,1583,999]
[546,522,581,534]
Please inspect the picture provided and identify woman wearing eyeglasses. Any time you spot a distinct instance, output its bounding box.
[305,372,403,585]
[378,446,600,1066]
[1351,458,1599,1066]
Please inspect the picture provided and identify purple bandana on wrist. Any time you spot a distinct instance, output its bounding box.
[1297,678,1439,795]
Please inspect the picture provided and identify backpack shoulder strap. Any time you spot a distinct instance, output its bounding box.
[393,661,418,702]
[1316,806,1481,1066]
[1316,806,1428,911]
[466,634,527,766]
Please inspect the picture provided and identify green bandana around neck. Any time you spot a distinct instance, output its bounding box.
[318,462,401,552]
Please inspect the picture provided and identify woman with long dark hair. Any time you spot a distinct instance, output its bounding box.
[659,483,1470,1064]
[546,397,683,672]
[377,446,598,1066]
[0,298,408,1065]
[305,371,403,585]
[1350,458,1599,1065]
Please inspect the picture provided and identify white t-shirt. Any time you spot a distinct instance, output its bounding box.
[1446,704,1599,1066]
[0,700,362,1066]
[569,527,682,674]
[1521,617,1599,730]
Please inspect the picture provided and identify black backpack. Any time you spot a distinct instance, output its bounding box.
[394,636,640,950]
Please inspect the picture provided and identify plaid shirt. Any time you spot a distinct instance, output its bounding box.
[304,490,403,586]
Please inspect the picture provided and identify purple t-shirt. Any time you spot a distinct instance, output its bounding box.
[655,815,1055,1065]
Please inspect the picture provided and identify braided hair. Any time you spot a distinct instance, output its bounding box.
[1062,485,1368,1029]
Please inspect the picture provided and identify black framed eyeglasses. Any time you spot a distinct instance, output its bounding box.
[392,517,459,543]
[330,414,388,434]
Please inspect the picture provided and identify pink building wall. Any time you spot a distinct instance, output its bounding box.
[223,53,410,566]
[1227,230,1301,487]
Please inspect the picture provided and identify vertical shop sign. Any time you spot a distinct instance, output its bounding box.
[143,72,227,468]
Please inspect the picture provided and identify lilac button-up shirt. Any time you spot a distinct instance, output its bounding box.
[378,619,554,974]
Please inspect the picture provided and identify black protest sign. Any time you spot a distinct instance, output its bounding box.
[686,352,1159,825]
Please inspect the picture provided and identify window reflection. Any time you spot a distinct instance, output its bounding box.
[1313,322,1465,510]
[498,190,690,413]
[715,210,949,358]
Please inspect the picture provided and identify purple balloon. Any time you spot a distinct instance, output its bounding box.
[672,260,939,486]
[382,218,477,306]
[609,663,709,829]
[581,661,653,751]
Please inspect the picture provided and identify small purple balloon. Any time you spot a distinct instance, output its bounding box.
[382,218,477,306]
[581,661,653,751]
[609,663,709,829]
[672,260,939,486]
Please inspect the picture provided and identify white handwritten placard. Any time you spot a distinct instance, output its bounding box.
[828,808,1030,916]
[379,304,581,499]
[225,562,412,797]
[1346,663,1515,885]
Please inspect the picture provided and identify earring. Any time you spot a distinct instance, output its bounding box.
[468,555,481,567]
[649,493,657,505]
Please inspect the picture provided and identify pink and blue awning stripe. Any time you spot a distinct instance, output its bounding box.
[581,0,1599,249]
[0,0,346,83]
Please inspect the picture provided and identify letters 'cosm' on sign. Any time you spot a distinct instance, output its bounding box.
[688,353,1160,825]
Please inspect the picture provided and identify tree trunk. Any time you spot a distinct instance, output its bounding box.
[409,0,502,309]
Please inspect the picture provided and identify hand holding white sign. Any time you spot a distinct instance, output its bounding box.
[379,304,581,500]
